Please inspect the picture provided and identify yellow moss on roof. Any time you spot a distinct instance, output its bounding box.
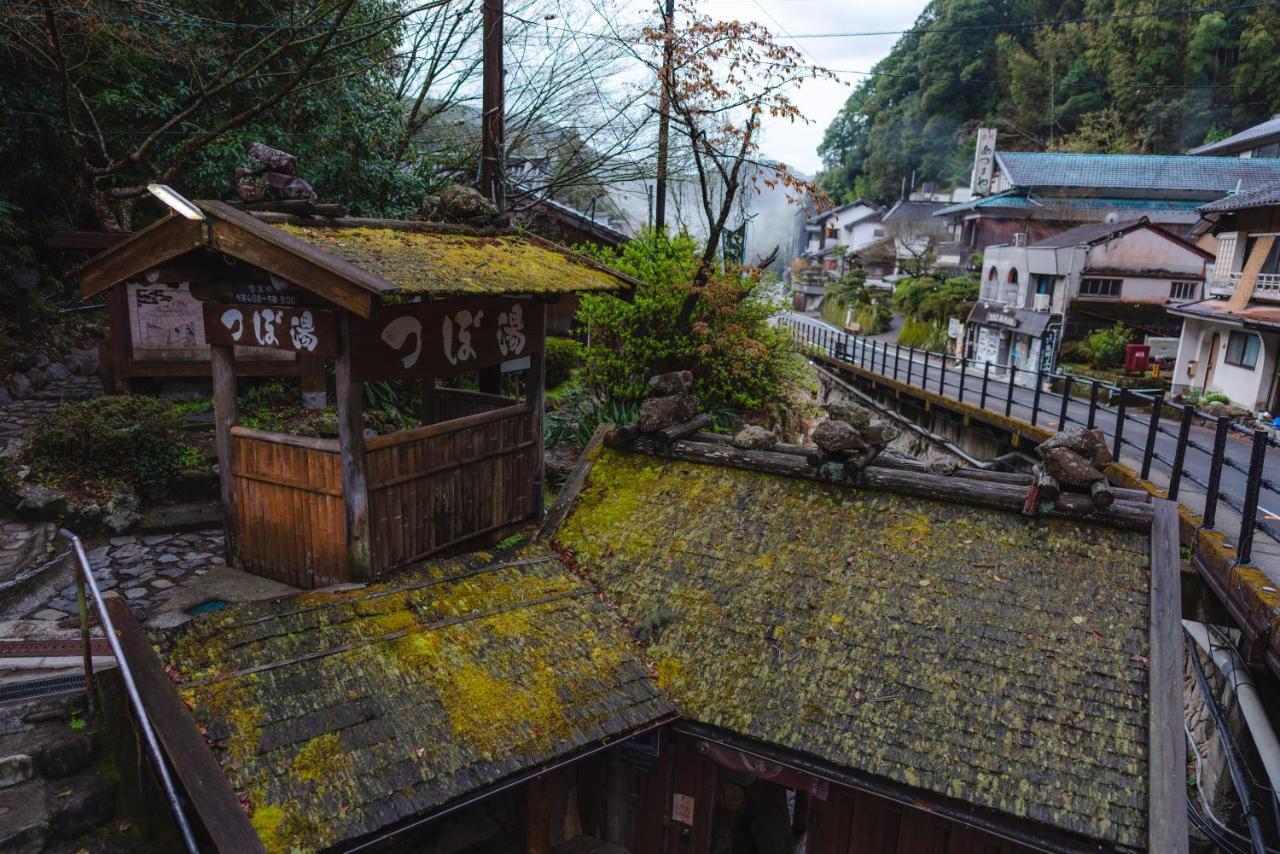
[158,544,672,853]
[272,223,628,296]
[554,449,1154,848]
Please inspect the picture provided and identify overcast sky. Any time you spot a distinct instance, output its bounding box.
[702,0,929,175]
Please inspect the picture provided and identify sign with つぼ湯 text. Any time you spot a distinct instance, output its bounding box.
[350,297,544,380]
[202,303,336,356]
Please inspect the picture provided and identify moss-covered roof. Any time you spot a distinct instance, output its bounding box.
[553,449,1153,847]
[270,222,631,297]
[157,544,672,852]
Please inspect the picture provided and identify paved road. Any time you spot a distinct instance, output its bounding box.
[788,312,1280,581]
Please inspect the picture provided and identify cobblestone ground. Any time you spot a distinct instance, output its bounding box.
[0,376,102,438]
[24,529,226,625]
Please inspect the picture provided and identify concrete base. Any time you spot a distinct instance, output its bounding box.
[147,564,298,630]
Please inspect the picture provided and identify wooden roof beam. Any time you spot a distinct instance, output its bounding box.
[77,215,206,299]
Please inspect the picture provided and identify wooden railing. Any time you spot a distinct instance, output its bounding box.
[366,402,537,573]
[230,427,347,589]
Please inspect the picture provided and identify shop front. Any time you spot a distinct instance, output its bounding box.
[964,302,1060,384]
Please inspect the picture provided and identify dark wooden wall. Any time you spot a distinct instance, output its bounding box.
[365,400,538,574]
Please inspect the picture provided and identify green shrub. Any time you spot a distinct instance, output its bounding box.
[23,395,186,495]
[853,302,892,335]
[545,336,584,390]
[576,229,806,419]
[1078,323,1132,369]
[544,386,640,448]
[897,318,949,351]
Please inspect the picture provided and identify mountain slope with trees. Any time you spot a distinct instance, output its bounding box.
[818,0,1280,204]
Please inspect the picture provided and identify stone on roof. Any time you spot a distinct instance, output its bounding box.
[157,544,673,852]
[1190,114,1280,156]
[553,448,1154,848]
[1199,179,1280,214]
[995,151,1280,193]
[268,220,629,297]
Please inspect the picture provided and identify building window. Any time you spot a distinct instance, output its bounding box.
[873,228,884,238]
[1080,277,1122,298]
[1007,268,1019,284]
[1225,331,1261,370]
[987,266,998,281]
[1169,281,1199,301]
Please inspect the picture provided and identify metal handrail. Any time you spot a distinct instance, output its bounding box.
[789,319,1280,562]
[63,531,201,853]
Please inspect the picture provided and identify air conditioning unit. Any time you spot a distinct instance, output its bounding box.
[1013,233,1027,248]
[1033,293,1051,312]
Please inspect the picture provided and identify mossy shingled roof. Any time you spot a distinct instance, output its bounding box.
[270,222,631,296]
[553,449,1153,848]
[157,544,672,853]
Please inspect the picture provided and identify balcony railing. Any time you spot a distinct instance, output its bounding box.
[1210,271,1280,300]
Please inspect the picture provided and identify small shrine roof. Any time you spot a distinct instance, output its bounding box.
[156,543,673,852]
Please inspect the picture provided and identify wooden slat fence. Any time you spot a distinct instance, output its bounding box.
[366,402,537,573]
[426,387,517,422]
[230,427,347,588]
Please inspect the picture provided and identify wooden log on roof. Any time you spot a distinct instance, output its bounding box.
[632,437,1154,530]
[1031,463,1060,503]
[657,414,712,444]
[1091,479,1116,509]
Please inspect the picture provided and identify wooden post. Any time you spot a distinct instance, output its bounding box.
[480,0,505,213]
[335,315,373,579]
[529,303,547,519]
[210,343,239,565]
[478,365,503,395]
[526,775,551,854]
[300,354,327,410]
[419,377,436,425]
[102,285,132,393]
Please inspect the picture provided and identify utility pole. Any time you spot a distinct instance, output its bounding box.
[481,0,505,214]
[653,0,674,232]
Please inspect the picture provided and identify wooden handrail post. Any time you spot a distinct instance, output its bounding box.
[210,343,239,565]
[336,315,373,580]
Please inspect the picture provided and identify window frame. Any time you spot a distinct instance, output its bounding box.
[1079,277,1122,299]
[1225,330,1261,370]
[1169,281,1199,301]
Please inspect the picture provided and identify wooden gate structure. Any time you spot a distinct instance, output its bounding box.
[76,199,635,587]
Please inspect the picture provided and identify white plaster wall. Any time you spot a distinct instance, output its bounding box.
[1083,228,1208,278]
[978,244,1029,304]
[1175,319,1277,409]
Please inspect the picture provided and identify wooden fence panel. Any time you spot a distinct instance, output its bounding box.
[366,403,537,574]
[231,428,347,588]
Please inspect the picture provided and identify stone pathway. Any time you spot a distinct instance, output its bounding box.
[24,530,226,626]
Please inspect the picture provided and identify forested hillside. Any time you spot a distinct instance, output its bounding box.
[818,0,1280,204]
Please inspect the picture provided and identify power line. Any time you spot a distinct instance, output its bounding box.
[784,0,1280,39]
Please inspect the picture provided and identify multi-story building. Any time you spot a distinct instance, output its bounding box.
[966,218,1211,381]
[794,200,885,310]
[935,130,1280,257]
[1170,181,1280,410]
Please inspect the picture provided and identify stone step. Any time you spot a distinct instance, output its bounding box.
[46,771,117,843]
[0,523,70,623]
[0,780,52,854]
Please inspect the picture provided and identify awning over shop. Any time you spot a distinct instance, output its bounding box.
[965,302,1055,338]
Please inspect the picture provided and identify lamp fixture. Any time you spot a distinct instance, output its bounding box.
[146,184,205,221]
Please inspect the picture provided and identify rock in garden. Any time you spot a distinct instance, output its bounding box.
[262,170,316,201]
[731,425,777,451]
[44,362,70,382]
[24,367,46,391]
[64,501,102,535]
[439,184,499,224]
[860,419,898,448]
[33,355,49,369]
[1036,427,1112,466]
[236,173,267,204]
[812,419,869,454]
[247,142,298,175]
[638,393,697,433]
[8,372,33,399]
[102,492,141,535]
[544,444,580,487]
[648,371,693,396]
[826,402,872,429]
[15,484,66,521]
[0,385,9,404]
[1041,447,1105,487]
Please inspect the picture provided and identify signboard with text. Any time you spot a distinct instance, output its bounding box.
[202,303,336,356]
[350,297,544,380]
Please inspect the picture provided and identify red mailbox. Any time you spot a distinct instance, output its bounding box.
[1124,343,1150,373]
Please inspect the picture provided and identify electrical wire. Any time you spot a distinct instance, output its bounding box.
[1186,714,1280,853]
[1188,635,1270,854]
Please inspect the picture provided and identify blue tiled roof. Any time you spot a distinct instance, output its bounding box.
[932,191,1205,218]
[995,151,1280,193]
